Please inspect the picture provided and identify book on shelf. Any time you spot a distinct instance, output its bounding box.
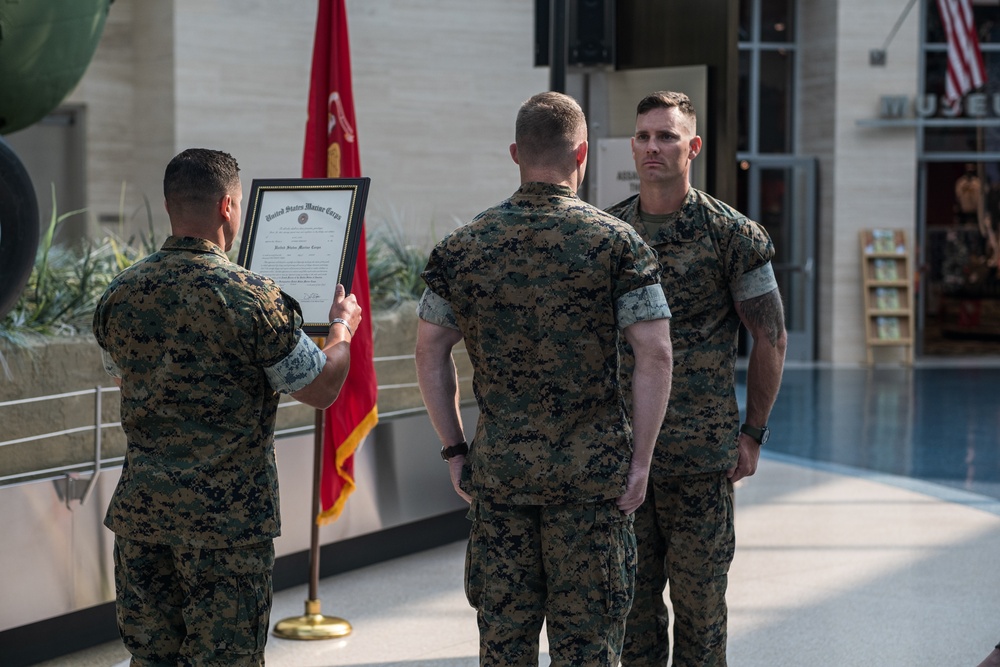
[865,229,906,254]
[874,287,901,311]
[872,258,899,281]
[872,229,894,253]
[876,316,902,340]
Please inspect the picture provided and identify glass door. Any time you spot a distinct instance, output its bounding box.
[737,156,817,361]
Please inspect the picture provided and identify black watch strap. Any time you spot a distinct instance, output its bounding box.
[441,441,469,461]
[739,423,770,445]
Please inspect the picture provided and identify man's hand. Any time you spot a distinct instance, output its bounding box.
[448,455,472,503]
[616,464,650,515]
[727,433,761,483]
[290,286,361,410]
[327,284,362,336]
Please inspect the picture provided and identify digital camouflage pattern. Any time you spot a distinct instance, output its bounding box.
[93,235,305,549]
[623,471,734,667]
[465,499,636,666]
[114,536,273,666]
[607,188,775,667]
[420,181,668,505]
[606,188,776,475]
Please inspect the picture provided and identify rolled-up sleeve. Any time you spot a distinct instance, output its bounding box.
[264,329,327,393]
[732,262,778,302]
[616,284,671,330]
[100,348,122,379]
[416,288,460,330]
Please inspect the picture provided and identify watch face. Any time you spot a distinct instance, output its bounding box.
[760,427,770,444]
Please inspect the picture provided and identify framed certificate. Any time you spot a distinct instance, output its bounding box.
[237,177,370,335]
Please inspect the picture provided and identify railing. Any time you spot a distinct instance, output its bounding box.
[0,350,473,493]
[0,387,120,499]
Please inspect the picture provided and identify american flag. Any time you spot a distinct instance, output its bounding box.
[937,0,986,103]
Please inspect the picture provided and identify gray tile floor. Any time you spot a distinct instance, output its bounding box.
[45,454,1000,666]
[38,365,1000,665]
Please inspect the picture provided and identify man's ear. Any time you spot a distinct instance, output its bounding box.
[688,135,703,160]
[219,194,233,220]
[576,140,588,166]
[509,142,519,164]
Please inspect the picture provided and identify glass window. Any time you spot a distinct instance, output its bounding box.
[760,0,794,42]
[924,50,948,103]
[739,0,753,41]
[739,51,751,152]
[922,20,1000,153]
[926,1,1000,45]
[759,50,794,153]
[739,0,797,154]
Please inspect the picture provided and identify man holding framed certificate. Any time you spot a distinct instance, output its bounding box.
[93,148,362,665]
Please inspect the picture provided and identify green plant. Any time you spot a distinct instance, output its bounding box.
[0,186,157,347]
[0,188,438,354]
[366,218,430,311]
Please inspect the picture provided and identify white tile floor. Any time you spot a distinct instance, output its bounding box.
[45,455,1000,666]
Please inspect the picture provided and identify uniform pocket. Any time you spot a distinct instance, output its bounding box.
[601,508,637,620]
[198,542,274,658]
[464,500,486,609]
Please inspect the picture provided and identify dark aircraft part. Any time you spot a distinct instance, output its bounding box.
[0,0,112,135]
[0,136,39,320]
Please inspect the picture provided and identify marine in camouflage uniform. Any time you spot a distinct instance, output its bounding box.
[93,148,360,666]
[415,92,674,667]
[606,92,787,667]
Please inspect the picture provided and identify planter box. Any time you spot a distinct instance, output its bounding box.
[0,300,473,481]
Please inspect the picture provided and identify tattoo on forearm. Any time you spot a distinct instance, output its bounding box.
[739,289,785,346]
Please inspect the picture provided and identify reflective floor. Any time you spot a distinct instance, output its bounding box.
[38,364,1000,666]
[759,364,1000,502]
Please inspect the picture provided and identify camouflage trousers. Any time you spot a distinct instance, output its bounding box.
[621,471,735,667]
[465,498,636,667]
[113,535,274,666]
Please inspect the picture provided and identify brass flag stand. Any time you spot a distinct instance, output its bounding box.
[272,407,352,640]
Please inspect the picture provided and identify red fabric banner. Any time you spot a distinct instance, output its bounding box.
[937,0,986,103]
[303,0,378,524]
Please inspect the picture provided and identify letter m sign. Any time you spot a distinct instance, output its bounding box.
[880,96,909,118]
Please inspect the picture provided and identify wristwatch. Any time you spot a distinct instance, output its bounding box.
[739,423,770,445]
[440,441,469,461]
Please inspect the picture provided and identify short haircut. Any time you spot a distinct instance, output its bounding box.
[163,148,241,210]
[514,91,586,168]
[636,91,697,127]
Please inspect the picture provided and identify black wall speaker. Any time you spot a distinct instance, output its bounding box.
[535,0,615,68]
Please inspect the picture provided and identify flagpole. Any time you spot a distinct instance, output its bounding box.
[273,0,374,639]
[272,359,352,640]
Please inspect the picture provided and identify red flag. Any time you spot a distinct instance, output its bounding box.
[303,0,378,524]
[937,0,986,104]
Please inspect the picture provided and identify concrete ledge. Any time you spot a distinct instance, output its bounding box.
[0,300,471,479]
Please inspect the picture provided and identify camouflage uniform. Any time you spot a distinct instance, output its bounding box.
[605,189,777,667]
[93,236,327,666]
[418,182,671,666]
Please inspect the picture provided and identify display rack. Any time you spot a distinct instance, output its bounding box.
[860,229,914,365]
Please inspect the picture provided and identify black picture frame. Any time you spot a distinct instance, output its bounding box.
[236,177,370,336]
